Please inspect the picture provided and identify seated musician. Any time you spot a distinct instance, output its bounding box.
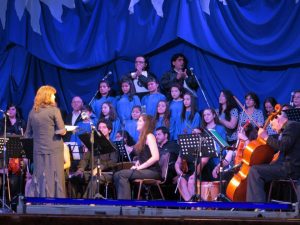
[234,122,258,167]
[113,114,161,200]
[0,104,26,200]
[200,108,233,181]
[155,126,180,184]
[246,110,300,202]
[174,146,199,201]
[174,108,228,201]
[69,119,118,198]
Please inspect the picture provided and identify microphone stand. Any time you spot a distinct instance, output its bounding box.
[120,122,125,168]
[190,69,210,108]
[88,71,112,106]
[190,135,203,202]
[88,90,99,106]
[0,111,11,212]
[89,122,95,198]
[216,147,231,202]
[91,123,105,199]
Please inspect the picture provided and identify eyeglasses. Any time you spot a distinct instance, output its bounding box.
[135,61,145,64]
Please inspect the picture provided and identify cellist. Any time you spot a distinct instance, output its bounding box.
[246,109,300,202]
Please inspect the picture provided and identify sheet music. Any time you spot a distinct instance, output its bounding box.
[65,125,78,132]
[64,142,81,160]
[208,129,229,149]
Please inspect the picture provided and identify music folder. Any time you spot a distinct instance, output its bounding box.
[78,130,116,155]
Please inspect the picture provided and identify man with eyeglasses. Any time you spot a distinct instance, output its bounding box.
[126,55,156,99]
[246,110,300,202]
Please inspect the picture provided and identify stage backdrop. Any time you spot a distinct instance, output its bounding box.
[0,0,300,119]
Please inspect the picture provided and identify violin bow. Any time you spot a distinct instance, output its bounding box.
[233,95,261,129]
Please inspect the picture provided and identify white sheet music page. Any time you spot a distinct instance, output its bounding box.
[64,142,81,160]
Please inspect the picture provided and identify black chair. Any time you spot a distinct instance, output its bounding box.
[268,178,299,203]
[133,153,170,200]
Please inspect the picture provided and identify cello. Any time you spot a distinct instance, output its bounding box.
[226,104,282,202]
[234,120,250,167]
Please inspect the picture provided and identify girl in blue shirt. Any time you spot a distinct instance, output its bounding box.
[99,102,120,141]
[124,106,141,143]
[116,77,141,122]
[90,80,116,119]
[174,92,200,140]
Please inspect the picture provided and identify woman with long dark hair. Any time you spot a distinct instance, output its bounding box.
[217,90,239,145]
[113,114,161,199]
[173,91,200,140]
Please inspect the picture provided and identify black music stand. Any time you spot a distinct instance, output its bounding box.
[284,108,300,122]
[5,136,24,159]
[0,136,24,160]
[20,138,33,163]
[205,128,231,202]
[114,141,131,162]
[0,136,27,210]
[79,130,116,199]
[64,142,84,173]
[178,133,216,201]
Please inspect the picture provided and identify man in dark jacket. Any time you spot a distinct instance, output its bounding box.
[246,110,300,202]
[161,53,199,99]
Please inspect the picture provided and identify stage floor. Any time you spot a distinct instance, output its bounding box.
[1,197,300,225]
[0,197,300,225]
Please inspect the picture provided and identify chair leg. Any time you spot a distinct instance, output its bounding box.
[268,181,274,202]
[105,183,109,199]
[157,184,165,200]
[137,182,142,200]
[289,178,298,202]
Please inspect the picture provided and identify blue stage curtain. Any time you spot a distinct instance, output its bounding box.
[0,0,299,118]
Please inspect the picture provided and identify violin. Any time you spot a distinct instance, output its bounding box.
[226,104,282,202]
[180,158,188,174]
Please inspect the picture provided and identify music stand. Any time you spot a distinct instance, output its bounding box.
[79,132,116,156]
[114,141,131,162]
[284,108,300,122]
[20,138,33,163]
[205,128,231,201]
[178,133,216,201]
[5,135,24,159]
[64,142,83,161]
[0,135,25,206]
[79,130,116,198]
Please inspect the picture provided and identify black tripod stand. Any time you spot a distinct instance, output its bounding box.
[178,133,216,201]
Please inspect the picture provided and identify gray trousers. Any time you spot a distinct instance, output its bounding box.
[114,169,160,200]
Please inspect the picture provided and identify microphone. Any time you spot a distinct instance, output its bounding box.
[290,92,295,107]
[81,111,88,120]
[102,71,112,81]
[189,67,195,76]
[0,110,9,117]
